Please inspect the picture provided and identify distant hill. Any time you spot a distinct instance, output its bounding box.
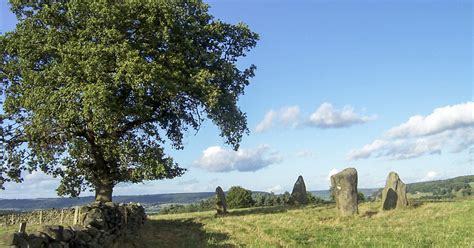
[1,175,472,211]
[0,189,376,211]
[0,192,214,211]
[406,175,473,195]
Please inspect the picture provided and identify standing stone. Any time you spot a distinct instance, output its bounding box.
[215,186,227,214]
[330,168,358,216]
[290,175,308,205]
[381,172,408,210]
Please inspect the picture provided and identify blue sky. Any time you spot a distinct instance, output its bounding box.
[0,0,472,198]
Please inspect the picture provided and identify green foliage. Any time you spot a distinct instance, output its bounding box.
[460,187,471,196]
[159,197,215,214]
[282,191,291,204]
[329,186,335,202]
[407,176,474,195]
[0,1,258,200]
[375,175,474,200]
[226,186,254,209]
[357,191,366,203]
[253,192,267,207]
[306,192,325,204]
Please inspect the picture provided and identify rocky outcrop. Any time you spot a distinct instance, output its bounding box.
[290,175,308,205]
[330,168,358,216]
[215,186,228,214]
[1,202,146,248]
[381,172,408,210]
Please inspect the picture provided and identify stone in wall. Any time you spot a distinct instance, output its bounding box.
[0,202,146,248]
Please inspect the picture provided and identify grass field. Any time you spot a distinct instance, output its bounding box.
[2,198,473,247]
[136,198,474,247]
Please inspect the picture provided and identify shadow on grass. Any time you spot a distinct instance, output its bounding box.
[126,218,235,248]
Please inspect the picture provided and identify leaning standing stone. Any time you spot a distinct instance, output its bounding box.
[330,168,358,216]
[290,175,308,205]
[215,186,227,214]
[381,172,408,210]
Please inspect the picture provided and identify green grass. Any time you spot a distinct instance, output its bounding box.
[2,198,473,247]
[136,197,474,247]
[0,223,41,236]
[406,192,433,199]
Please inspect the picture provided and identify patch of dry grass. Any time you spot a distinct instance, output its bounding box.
[143,198,474,247]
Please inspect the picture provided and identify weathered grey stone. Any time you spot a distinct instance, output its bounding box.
[215,186,228,214]
[0,233,22,245]
[381,172,408,210]
[85,226,100,238]
[74,230,92,243]
[1,202,146,248]
[60,241,70,248]
[27,236,48,248]
[330,168,358,216]
[290,175,308,205]
[48,241,63,248]
[2,232,29,247]
[62,228,74,242]
[40,225,64,241]
[83,208,106,229]
[33,231,52,242]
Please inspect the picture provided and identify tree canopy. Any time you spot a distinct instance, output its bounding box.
[0,1,258,202]
[226,186,254,209]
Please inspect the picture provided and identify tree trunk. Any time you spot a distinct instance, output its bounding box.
[95,181,113,202]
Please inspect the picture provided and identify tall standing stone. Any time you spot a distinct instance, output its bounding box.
[215,186,227,214]
[381,172,408,210]
[290,175,308,205]
[330,168,358,216]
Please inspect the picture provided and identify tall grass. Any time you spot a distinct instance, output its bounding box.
[1,198,472,247]
[141,198,474,247]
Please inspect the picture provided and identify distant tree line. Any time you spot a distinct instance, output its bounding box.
[406,175,473,198]
[159,186,328,214]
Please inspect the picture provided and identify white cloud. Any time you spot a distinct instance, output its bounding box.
[193,145,283,172]
[308,102,376,128]
[386,102,474,138]
[2,171,62,199]
[255,103,375,132]
[255,106,300,133]
[295,149,314,158]
[348,102,474,161]
[266,185,283,193]
[421,171,439,182]
[280,106,301,126]
[255,110,276,133]
[347,139,388,160]
[177,178,199,185]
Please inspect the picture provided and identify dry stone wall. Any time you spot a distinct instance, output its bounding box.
[1,202,146,248]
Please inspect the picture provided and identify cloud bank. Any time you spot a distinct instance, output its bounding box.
[255,103,375,132]
[255,106,300,133]
[308,103,376,128]
[193,145,282,172]
[348,102,474,161]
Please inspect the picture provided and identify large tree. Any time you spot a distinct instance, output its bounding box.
[0,1,258,202]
